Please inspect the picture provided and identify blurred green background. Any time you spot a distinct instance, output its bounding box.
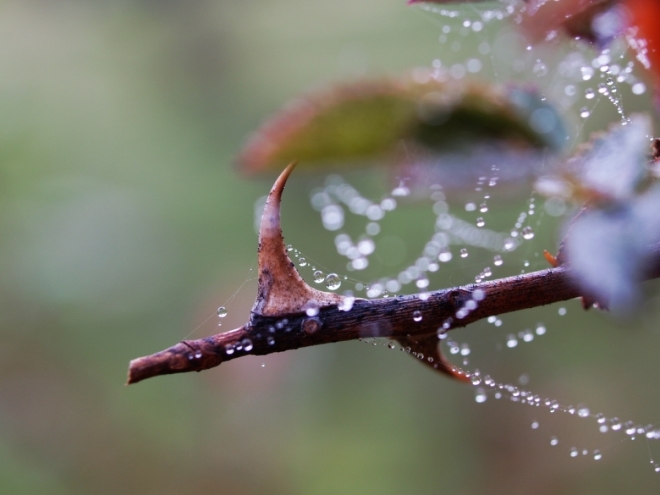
[2,1,660,493]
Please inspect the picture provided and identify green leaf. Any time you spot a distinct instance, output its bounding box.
[237,75,566,175]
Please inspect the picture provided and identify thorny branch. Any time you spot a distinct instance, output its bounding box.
[127,164,660,385]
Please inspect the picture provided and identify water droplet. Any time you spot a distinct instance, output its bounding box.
[217,306,228,318]
[535,325,546,335]
[476,217,485,227]
[550,436,559,446]
[578,407,590,418]
[267,336,275,345]
[493,255,503,266]
[460,248,468,258]
[366,222,380,236]
[325,273,341,290]
[338,295,355,312]
[413,310,423,322]
[194,351,202,359]
[471,372,482,385]
[473,289,485,301]
[298,257,308,267]
[522,226,534,239]
[585,88,595,99]
[596,413,606,424]
[610,418,622,430]
[242,339,253,352]
[506,335,518,348]
[625,421,636,435]
[479,202,489,213]
[533,61,548,77]
[531,421,539,429]
[646,429,660,439]
[438,250,452,263]
[475,387,487,403]
[313,270,325,283]
[632,82,646,95]
[558,307,567,316]
[225,344,235,355]
[570,447,579,457]
[306,305,320,317]
[579,107,590,118]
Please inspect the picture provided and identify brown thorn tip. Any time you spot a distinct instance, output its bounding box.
[543,250,559,268]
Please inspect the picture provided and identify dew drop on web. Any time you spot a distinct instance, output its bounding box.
[325,273,341,290]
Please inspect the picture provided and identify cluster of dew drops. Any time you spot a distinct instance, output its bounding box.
[286,244,343,291]
[308,167,540,303]
[467,366,660,471]
[361,310,660,472]
[420,0,649,129]
[414,2,657,471]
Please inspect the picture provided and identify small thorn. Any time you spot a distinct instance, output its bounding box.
[543,250,559,268]
[396,335,470,383]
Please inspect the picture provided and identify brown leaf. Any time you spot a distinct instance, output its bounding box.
[237,76,565,177]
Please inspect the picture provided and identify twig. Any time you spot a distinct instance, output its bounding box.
[127,164,660,385]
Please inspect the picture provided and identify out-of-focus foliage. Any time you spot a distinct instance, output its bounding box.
[535,115,657,311]
[565,186,660,312]
[237,77,565,176]
[562,115,651,202]
[1,1,660,495]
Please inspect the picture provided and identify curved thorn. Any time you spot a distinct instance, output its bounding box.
[254,162,343,316]
[396,335,470,382]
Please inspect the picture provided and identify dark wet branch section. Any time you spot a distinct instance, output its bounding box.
[127,249,660,385]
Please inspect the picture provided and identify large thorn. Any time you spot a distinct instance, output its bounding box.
[253,162,344,316]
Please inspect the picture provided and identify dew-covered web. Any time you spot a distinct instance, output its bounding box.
[245,0,660,475]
